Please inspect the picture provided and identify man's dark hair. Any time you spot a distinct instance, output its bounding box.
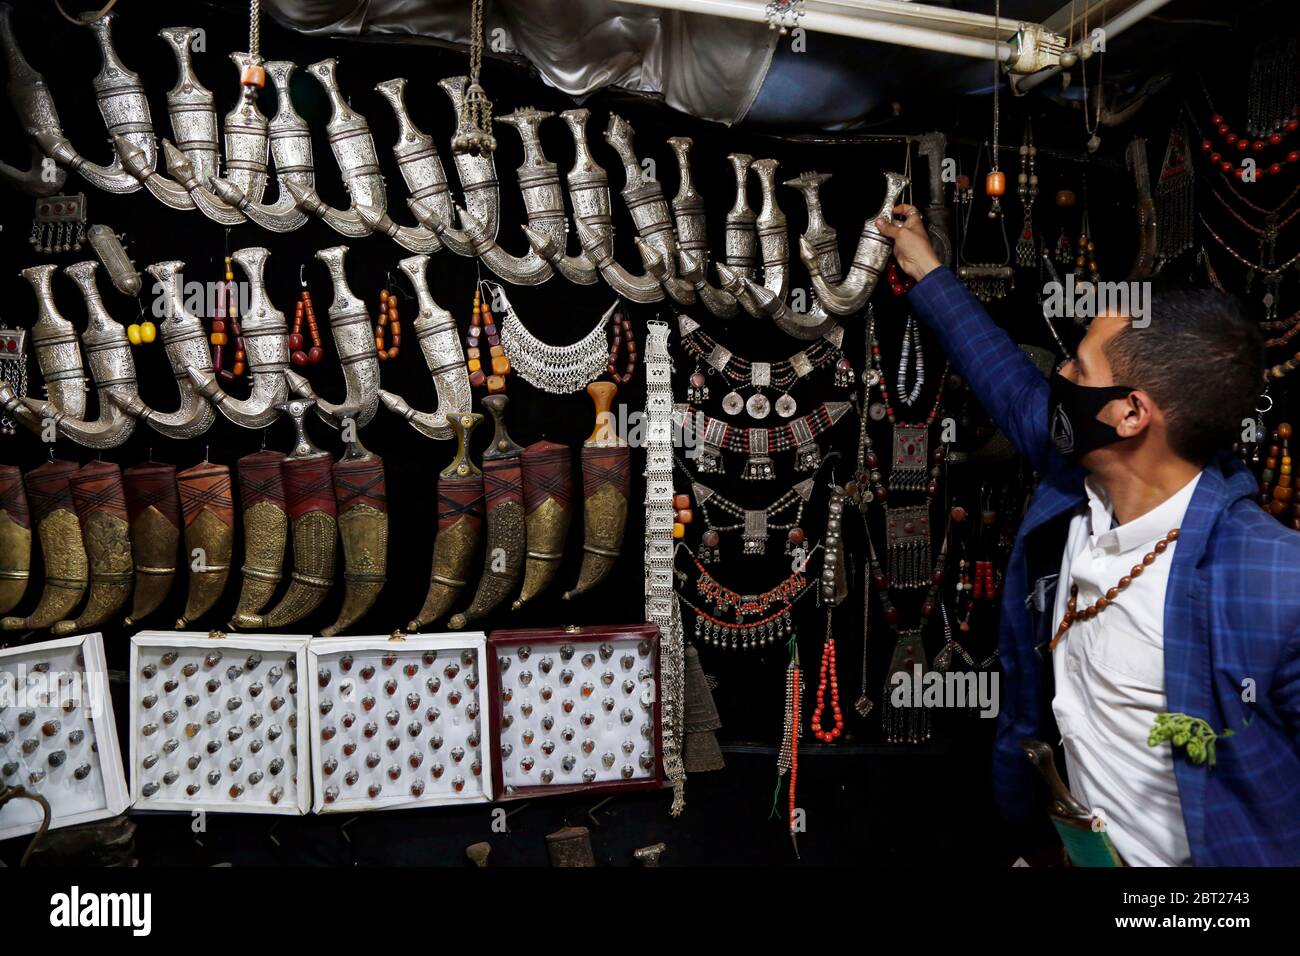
[1104,290,1263,464]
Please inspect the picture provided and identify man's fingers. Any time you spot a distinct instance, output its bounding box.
[892,203,921,221]
[875,216,903,238]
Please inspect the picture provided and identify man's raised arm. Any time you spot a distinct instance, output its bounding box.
[877,205,1055,473]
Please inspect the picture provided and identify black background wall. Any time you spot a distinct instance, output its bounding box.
[0,0,1289,865]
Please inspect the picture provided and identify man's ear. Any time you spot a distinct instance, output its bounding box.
[1116,390,1153,437]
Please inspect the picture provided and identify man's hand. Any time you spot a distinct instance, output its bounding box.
[875,204,942,283]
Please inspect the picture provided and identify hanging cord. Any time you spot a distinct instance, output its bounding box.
[452,0,496,155]
[249,0,261,60]
[959,146,1012,268]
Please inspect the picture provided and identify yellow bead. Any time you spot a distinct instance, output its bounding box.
[140,322,156,343]
[211,332,228,346]
[672,522,685,539]
[486,375,507,393]
[491,355,510,375]
[489,344,505,357]
[467,358,481,373]
[127,324,143,346]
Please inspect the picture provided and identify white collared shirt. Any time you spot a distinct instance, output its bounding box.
[1050,471,1201,867]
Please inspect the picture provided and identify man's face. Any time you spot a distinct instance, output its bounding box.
[1057,314,1143,468]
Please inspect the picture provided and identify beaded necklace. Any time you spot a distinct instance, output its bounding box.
[290,268,323,368]
[680,468,816,561]
[374,286,401,361]
[684,551,812,651]
[864,513,949,744]
[675,401,852,480]
[1049,527,1181,651]
[465,281,509,393]
[680,315,851,420]
[211,256,246,382]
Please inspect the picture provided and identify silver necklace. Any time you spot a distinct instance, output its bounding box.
[498,292,615,394]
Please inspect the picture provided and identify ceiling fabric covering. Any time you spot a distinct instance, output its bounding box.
[265,0,780,125]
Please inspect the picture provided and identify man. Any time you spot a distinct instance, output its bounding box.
[878,204,1300,866]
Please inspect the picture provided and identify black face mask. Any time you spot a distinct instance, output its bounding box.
[1047,374,1137,461]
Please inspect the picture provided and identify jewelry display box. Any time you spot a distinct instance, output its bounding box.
[488,624,662,799]
[307,632,492,813]
[128,631,311,816]
[0,633,129,841]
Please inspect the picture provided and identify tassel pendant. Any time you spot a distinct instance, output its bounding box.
[886,505,931,589]
[882,627,931,744]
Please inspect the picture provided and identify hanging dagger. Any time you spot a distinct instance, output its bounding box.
[448,394,525,629]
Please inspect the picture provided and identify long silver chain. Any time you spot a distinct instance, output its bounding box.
[645,320,686,813]
[249,0,260,59]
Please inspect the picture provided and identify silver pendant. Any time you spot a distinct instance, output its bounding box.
[746,392,771,419]
[722,391,745,416]
[774,393,797,418]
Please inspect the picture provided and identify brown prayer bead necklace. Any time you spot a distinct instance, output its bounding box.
[375,287,401,361]
[1049,527,1180,651]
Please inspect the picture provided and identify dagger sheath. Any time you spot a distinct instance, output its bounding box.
[123,462,180,626]
[513,441,572,610]
[1,460,87,632]
[321,455,387,637]
[233,451,288,621]
[0,465,32,616]
[53,461,131,635]
[175,461,234,628]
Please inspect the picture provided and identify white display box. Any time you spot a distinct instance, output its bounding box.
[0,632,129,841]
[307,632,492,813]
[128,631,311,816]
[488,625,661,799]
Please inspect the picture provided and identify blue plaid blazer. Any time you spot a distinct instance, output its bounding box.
[911,267,1300,866]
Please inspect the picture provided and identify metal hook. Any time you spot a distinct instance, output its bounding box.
[300,263,307,289]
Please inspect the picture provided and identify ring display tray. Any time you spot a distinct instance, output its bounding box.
[307,632,492,813]
[0,633,128,841]
[128,631,311,816]
[488,624,662,799]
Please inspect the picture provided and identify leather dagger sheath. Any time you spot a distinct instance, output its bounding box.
[565,382,630,600]
[123,462,180,626]
[449,394,524,629]
[233,451,288,621]
[1,460,87,632]
[53,461,132,636]
[235,453,336,629]
[513,440,572,611]
[175,461,234,628]
[408,412,483,632]
[0,465,32,616]
[321,448,387,637]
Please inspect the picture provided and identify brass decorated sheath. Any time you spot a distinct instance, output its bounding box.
[513,440,572,610]
[123,462,180,625]
[565,382,630,600]
[1,459,86,632]
[53,461,132,636]
[233,450,288,620]
[233,399,336,629]
[449,394,524,630]
[321,442,387,637]
[408,412,483,632]
[0,465,32,616]
[175,461,234,628]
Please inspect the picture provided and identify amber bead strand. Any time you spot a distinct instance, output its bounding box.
[290,280,323,368]
[1049,527,1181,651]
[606,305,637,385]
[211,256,247,383]
[375,288,401,361]
[465,284,510,393]
[1261,422,1300,528]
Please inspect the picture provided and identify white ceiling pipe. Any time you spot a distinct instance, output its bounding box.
[1013,0,1176,93]
[614,0,1021,62]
